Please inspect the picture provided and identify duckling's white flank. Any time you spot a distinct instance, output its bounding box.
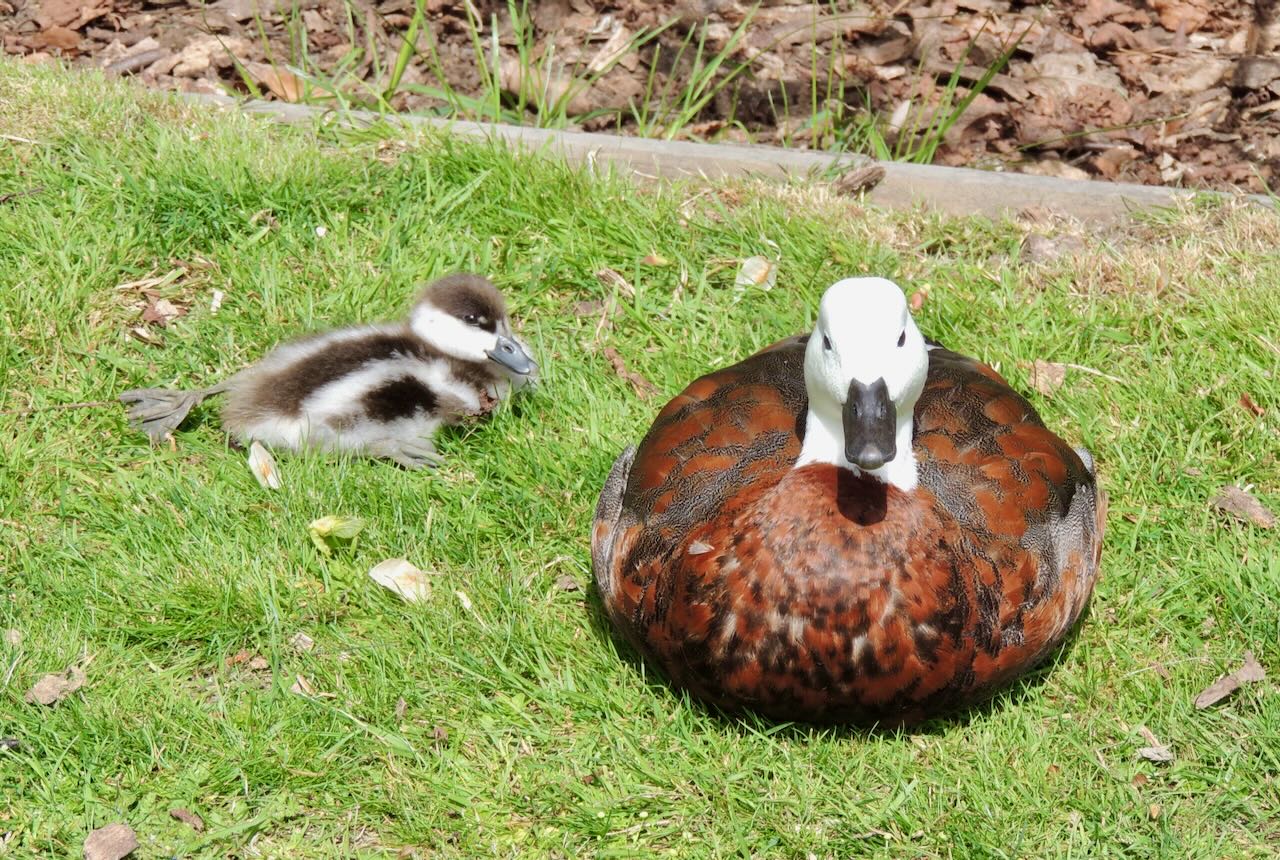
[121,274,536,468]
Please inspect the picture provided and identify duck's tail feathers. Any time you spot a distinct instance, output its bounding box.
[591,446,636,600]
[119,381,229,444]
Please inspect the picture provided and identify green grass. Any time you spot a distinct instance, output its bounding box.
[2,60,1279,858]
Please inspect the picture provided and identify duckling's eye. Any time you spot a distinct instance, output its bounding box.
[822,334,832,351]
[897,330,906,348]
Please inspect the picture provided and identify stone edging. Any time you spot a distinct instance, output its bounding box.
[184,93,1274,222]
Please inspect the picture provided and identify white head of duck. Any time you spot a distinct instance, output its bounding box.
[796,277,928,492]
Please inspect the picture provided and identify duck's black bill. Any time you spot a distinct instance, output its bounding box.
[486,336,536,375]
[843,377,896,471]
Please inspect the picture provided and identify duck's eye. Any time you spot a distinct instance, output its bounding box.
[463,313,478,325]
[897,330,906,348]
[822,334,832,351]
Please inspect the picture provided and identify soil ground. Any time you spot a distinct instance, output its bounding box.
[4,0,1279,193]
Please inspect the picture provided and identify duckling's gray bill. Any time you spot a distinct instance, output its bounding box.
[486,335,536,376]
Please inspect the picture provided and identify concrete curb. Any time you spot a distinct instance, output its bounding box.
[184,93,1274,222]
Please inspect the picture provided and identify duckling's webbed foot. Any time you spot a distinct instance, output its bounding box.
[367,437,444,470]
[118,382,229,444]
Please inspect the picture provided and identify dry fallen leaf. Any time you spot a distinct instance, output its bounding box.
[247,441,281,490]
[24,25,80,52]
[1021,233,1087,265]
[168,808,204,833]
[1029,360,1067,396]
[554,574,581,592]
[909,286,930,311]
[734,256,778,293]
[170,36,232,78]
[1209,486,1275,528]
[83,822,137,860]
[1,737,19,752]
[224,649,251,668]
[1150,0,1209,33]
[1194,651,1266,709]
[290,674,315,696]
[244,61,303,102]
[594,267,636,299]
[1136,725,1174,763]
[288,632,315,653]
[4,628,20,647]
[140,298,185,327]
[395,696,407,721]
[1238,393,1265,418]
[1141,747,1177,767]
[640,253,671,266]
[833,164,886,195]
[368,558,434,603]
[223,650,268,673]
[36,0,109,28]
[25,665,86,706]
[1131,772,1149,787]
[127,325,163,347]
[603,347,658,399]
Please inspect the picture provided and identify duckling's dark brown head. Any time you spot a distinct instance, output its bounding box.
[410,274,536,376]
[418,274,507,334]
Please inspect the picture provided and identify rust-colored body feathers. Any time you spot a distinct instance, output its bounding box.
[592,336,1105,724]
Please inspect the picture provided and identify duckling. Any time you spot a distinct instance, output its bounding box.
[592,277,1105,725]
[120,274,536,468]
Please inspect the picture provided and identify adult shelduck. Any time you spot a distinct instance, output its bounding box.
[591,277,1105,724]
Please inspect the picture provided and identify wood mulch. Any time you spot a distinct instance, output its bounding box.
[4,0,1278,192]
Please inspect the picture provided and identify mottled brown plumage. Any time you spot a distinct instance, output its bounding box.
[592,335,1105,725]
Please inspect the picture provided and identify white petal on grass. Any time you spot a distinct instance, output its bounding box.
[368,558,433,603]
[734,256,777,293]
[247,441,281,490]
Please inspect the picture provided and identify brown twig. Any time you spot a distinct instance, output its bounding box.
[0,186,45,205]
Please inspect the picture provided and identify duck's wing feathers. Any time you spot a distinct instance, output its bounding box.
[914,346,1105,664]
[591,336,807,622]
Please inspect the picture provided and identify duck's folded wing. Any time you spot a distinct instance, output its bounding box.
[592,337,809,642]
[915,347,1105,662]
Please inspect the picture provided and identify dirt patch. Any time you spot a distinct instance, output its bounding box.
[3,0,1278,192]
